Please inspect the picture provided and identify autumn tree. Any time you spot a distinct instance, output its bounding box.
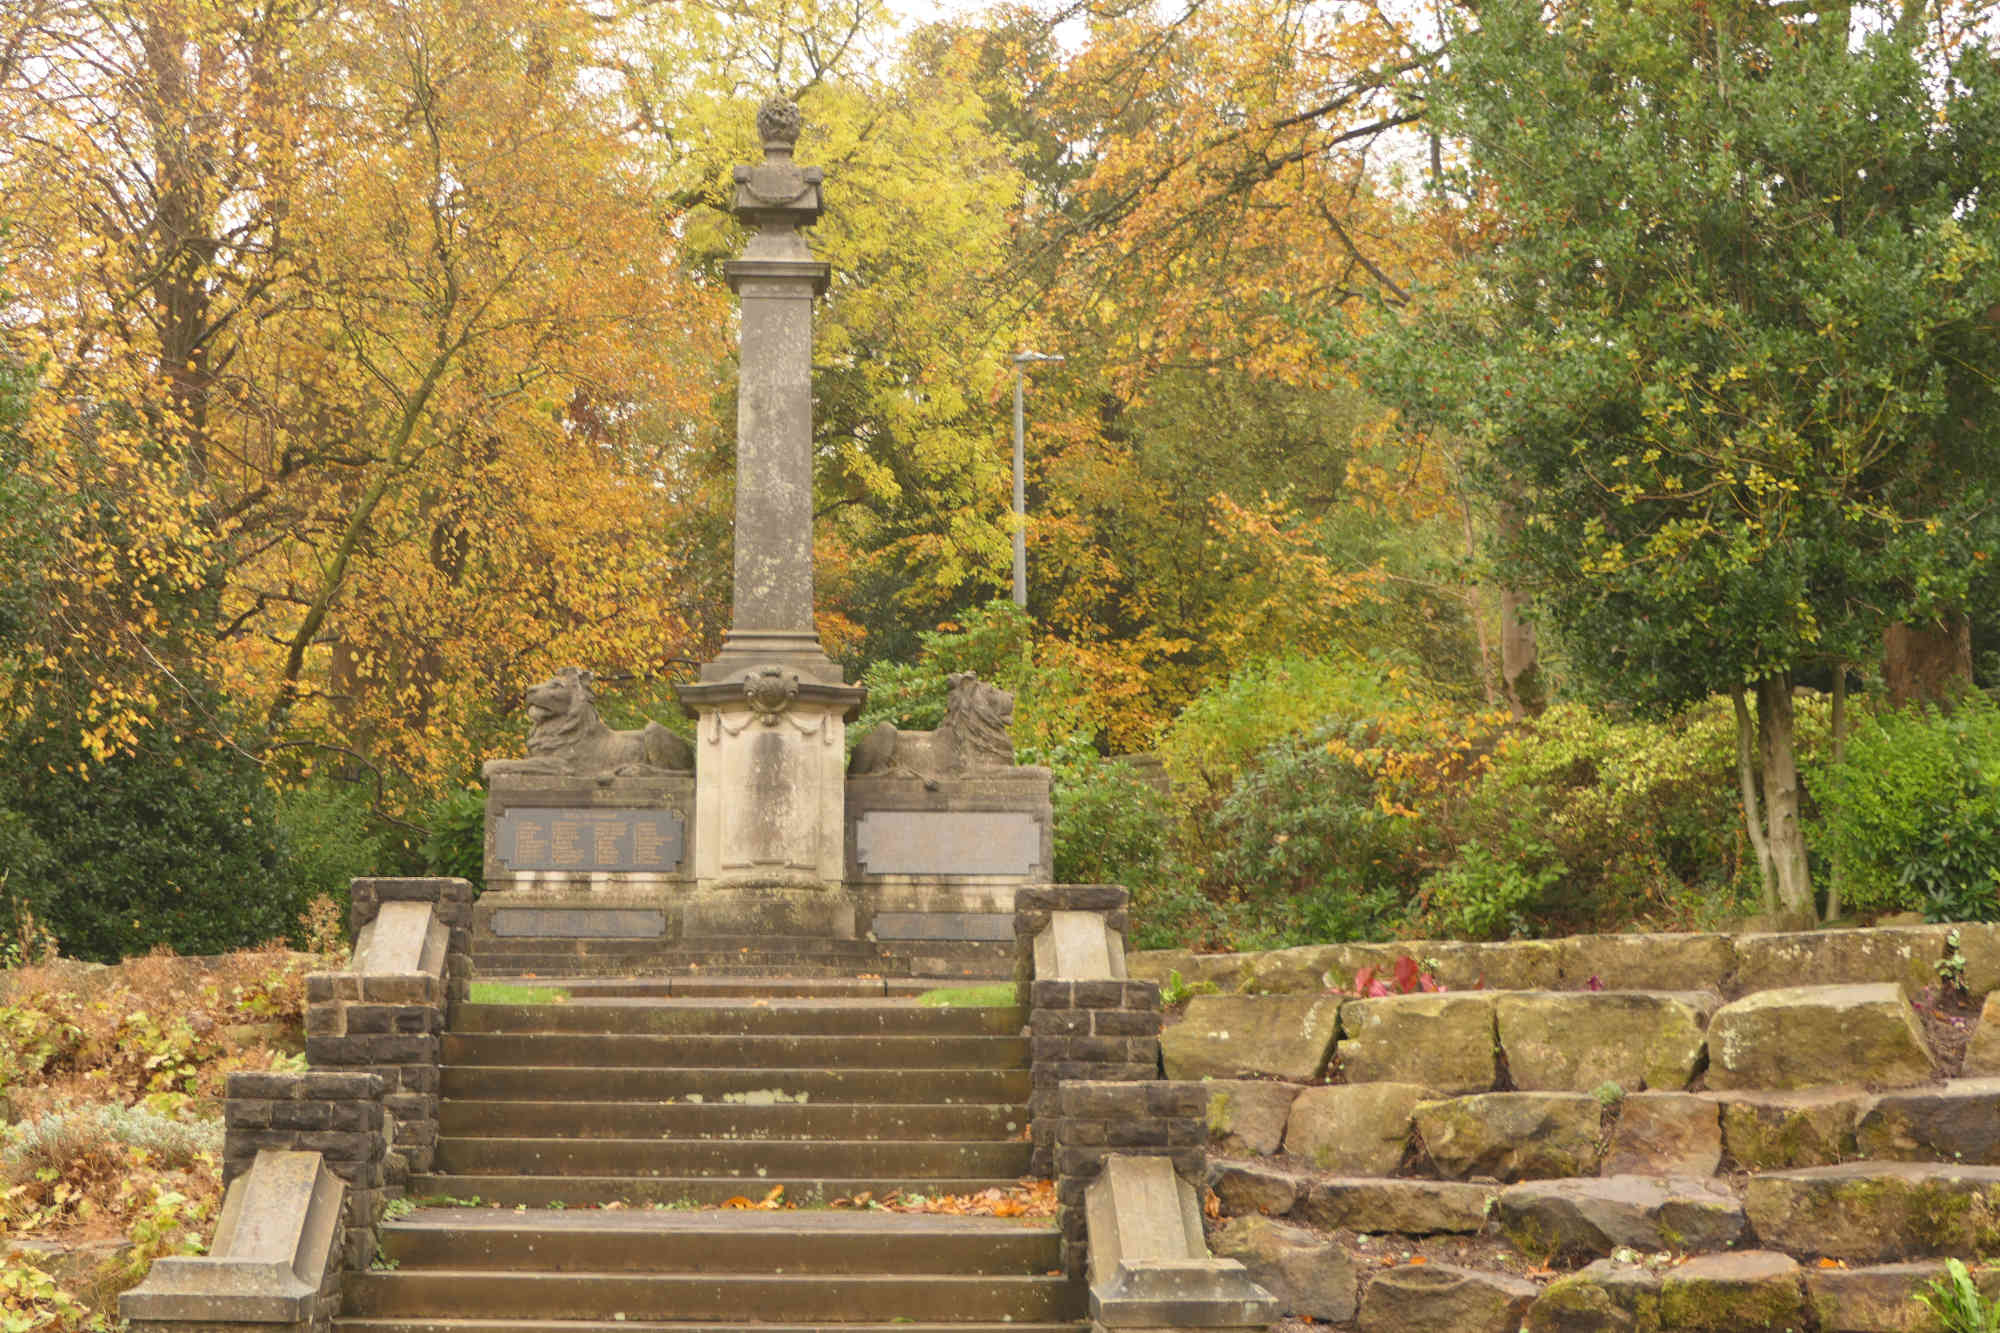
[2,0,726,798]
[1363,0,2000,918]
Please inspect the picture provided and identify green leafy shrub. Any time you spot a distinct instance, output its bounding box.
[275,781,384,929]
[1438,697,1770,935]
[421,786,487,890]
[1413,844,1566,941]
[1814,696,2000,921]
[1039,742,1172,891]
[1201,720,1426,944]
[0,695,302,963]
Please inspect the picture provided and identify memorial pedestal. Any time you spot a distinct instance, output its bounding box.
[480,775,693,942]
[676,668,865,940]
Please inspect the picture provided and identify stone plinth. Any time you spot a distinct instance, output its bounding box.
[848,768,1052,945]
[676,669,863,938]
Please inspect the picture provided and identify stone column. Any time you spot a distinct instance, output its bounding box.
[677,99,864,940]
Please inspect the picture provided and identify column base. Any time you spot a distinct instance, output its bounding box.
[681,882,858,940]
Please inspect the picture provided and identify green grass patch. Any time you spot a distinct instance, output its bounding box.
[914,982,1017,1008]
[468,981,571,1004]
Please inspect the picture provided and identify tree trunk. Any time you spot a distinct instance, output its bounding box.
[1883,614,1972,710]
[1756,673,1815,917]
[1828,664,1848,921]
[1499,586,1543,719]
[1494,503,1543,719]
[1732,684,1777,912]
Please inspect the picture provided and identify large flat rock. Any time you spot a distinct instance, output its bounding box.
[1414,1092,1604,1182]
[1495,990,1715,1093]
[1744,1162,2000,1261]
[1160,994,1341,1081]
[1300,1179,1494,1235]
[1423,940,1566,992]
[1807,1260,2000,1332]
[1338,993,1497,1094]
[1203,1080,1303,1156]
[1601,1092,1721,1176]
[1964,990,2000,1077]
[1358,1262,1538,1333]
[1286,1083,1430,1176]
[1856,1079,2000,1164]
[1244,943,1407,995]
[1210,1215,1358,1323]
[1732,926,1956,997]
[1710,1089,1868,1169]
[1524,1258,1663,1333]
[1563,932,1736,993]
[1706,983,1935,1091]
[1495,1175,1744,1260]
[1657,1251,1805,1331]
[1208,1160,1304,1217]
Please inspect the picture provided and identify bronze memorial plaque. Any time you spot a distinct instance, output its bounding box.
[496,808,685,873]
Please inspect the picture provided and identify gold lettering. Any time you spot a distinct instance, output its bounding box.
[550,819,586,867]
[591,819,629,867]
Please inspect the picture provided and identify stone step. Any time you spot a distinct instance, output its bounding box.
[468,957,910,979]
[1744,1161,2000,1262]
[404,1174,1031,1209]
[452,1001,1025,1037]
[473,976,943,999]
[341,1272,1082,1324]
[474,934,886,958]
[433,1136,1035,1180]
[376,1210,1059,1274]
[442,1032,1029,1070]
[439,1100,1029,1142]
[340,1322,1084,1333]
[441,1065,1032,1104]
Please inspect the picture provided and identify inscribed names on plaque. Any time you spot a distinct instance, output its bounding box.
[496,808,685,873]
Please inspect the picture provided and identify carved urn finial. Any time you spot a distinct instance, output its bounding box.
[757,98,803,155]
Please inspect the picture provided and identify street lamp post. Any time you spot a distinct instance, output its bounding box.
[1011,351,1064,609]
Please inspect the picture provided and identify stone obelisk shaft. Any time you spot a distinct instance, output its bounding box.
[676,99,864,939]
[701,100,839,683]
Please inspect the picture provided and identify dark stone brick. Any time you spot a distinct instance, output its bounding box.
[222,1099,274,1129]
[330,1101,385,1133]
[270,1100,333,1131]
[1120,981,1163,1009]
[1032,1009,1089,1036]
[1072,980,1125,1009]
[1147,1081,1205,1116]
[227,1072,305,1101]
[1066,1036,1132,1063]
[1031,980,1075,1008]
[299,1130,383,1159]
[1091,1009,1161,1038]
[1107,1120,1170,1148]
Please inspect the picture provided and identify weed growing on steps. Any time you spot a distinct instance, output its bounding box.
[1917,1258,2000,1333]
[467,981,571,1004]
[914,983,1015,1008]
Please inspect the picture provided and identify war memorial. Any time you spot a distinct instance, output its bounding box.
[115,99,2000,1333]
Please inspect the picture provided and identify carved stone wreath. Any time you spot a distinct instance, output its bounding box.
[744,665,800,725]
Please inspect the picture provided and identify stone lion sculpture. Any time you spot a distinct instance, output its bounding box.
[848,671,1017,781]
[482,667,694,779]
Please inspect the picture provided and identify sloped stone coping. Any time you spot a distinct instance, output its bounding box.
[121,1151,344,1331]
[1085,1154,1278,1330]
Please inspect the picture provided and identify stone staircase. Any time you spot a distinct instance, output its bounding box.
[339,979,1084,1333]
